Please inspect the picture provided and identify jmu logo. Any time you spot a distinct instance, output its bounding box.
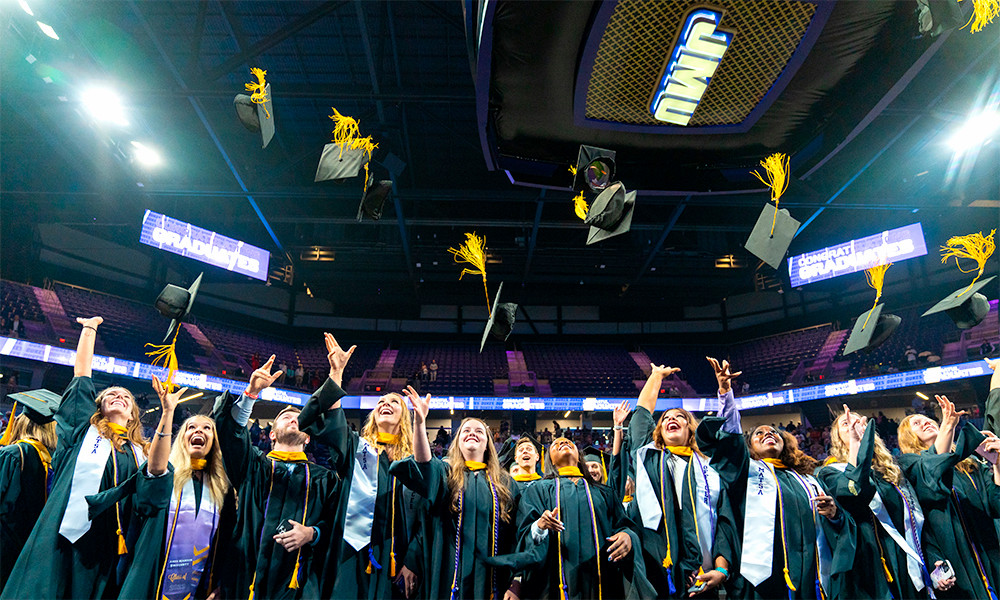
[651,8,734,125]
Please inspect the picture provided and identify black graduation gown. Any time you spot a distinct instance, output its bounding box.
[897,422,997,599]
[211,390,338,600]
[388,457,519,600]
[695,416,856,600]
[298,379,426,600]
[626,406,707,598]
[110,465,238,599]
[816,423,931,599]
[2,376,142,600]
[0,439,49,583]
[513,475,655,600]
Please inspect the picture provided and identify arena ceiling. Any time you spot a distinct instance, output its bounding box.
[1,1,997,324]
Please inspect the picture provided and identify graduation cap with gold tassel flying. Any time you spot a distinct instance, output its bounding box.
[844,260,901,355]
[744,152,801,270]
[314,108,379,197]
[959,0,999,33]
[145,273,203,392]
[923,229,996,328]
[234,67,275,148]
[447,233,518,352]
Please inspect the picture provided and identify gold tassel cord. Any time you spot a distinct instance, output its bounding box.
[568,165,577,177]
[940,229,996,296]
[750,153,790,236]
[862,262,893,330]
[0,402,17,446]
[572,192,589,220]
[245,68,270,120]
[447,232,491,313]
[145,327,181,392]
[328,108,379,193]
[959,0,1000,33]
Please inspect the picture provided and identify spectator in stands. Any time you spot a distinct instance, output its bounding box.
[310,370,320,390]
[10,315,20,338]
[741,381,750,394]
[295,364,304,388]
[904,345,917,366]
[982,340,995,356]
[429,359,438,381]
[540,428,552,444]
[250,352,261,371]
[419,362,429,383]
[435,425,451,446]
[277,359,288,383]
[285,363,295,385]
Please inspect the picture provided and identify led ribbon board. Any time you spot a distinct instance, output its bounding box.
[651,7,734,125]
[789,223,928,287]
[139,210,270,281]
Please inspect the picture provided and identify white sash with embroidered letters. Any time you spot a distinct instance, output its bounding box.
[344,438,380,551]
[741,459,778,586]
[828,463,926,591]
[59,425,145,542]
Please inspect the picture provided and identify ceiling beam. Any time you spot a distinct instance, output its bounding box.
[522,192,546,283]
[129,85,474,103]
[354,0,386,124]
[628,198,688,290]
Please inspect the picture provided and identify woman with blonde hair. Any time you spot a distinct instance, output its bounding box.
[114,375,236,599]
[0,389,59,582]
[897,378,1000,599]
[2,316,148,600]
[298,333,426,600]
[818,405,933,599]
[627,364,715,597]
[390,389,519,600]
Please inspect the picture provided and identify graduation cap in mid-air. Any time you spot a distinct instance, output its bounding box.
[584,181,636,245]
[315,108,377,183]
[358,168,393,222]
[480,282,518,352]
[843,303,902,355]
[446,232,518,352]
[923,230,996,329]
[154,273,203,344]
[234,68,274,149]
[572,145,616,194]
[744,153,800,270]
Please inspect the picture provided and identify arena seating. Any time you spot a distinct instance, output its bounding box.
[521,343,643,397]
[295,341,383,388]
[844,305,955,378]
[728,325,833,392]
[0,280,45,330]
[393,343,507,395]
[642,344,727,396]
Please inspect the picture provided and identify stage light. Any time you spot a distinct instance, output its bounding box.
[564,410,571,418]
[36,21,58,39]
[82,86,128,126]
[131,141,162,166]
[18,0,33,15]
[915,391,929,400]
[947,109,1000,152]
[179,392,204,403]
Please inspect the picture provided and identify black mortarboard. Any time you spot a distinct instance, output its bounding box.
[744,203,801,270]
[584,182,636,245]
[358,169,392,222]
[155,273,203,343]
[314,143,370,183]
[234,83,274,149]
[480,282,518,353]
[921,276,995,329]
[843,303,901,356]
[7,389,60,425]
[573,145,616,194]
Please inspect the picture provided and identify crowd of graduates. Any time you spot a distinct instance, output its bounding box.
[1,316,1000,600]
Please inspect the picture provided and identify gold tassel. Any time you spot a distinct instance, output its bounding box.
[366,560,373,575]
[248,574,256,600]
[881,556,894,583]
[862,261,893,329]
[572,192,589,220]
[568,165,577,176]
[0,401,17,446]
[289,552,302,589]
[447,232,491,312]
[245,68,270,120]
[940,229,996,296]
[662,555,673,569]
[750,153,790,236]
[117,528,128,555]
[328,108,378,162]
[145,328,181,392]
[783,567,798,592]
[390,552,397,578]
[959,0,1000,32]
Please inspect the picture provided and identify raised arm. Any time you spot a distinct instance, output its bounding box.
[986,358,999,436]
[404,386,432,463]
[636,364,680,414]
[611,398,630,457]
[73,316,103,377]
[148,375,187,476]
[323,332,356,409]
[707,357,742,434]
[933,394,966,456]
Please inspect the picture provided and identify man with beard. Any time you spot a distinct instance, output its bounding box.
[210,354,342,599]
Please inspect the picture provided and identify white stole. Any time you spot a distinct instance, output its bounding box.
[828,463,926,591]
[59,425,145,542]
[688,452,721,571]
[344,438,380,551]
[635,443,666,530]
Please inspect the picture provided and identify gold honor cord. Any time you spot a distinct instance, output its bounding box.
[448,232,491,313]
[862,262,893,330]
[750,153,790,237]
[959,0,1000,32]
[940,229,995,297]
[245,68,270,119]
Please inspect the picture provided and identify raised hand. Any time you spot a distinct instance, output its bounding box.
[402,385,429,423]
[706,357,742,395]
[324,332,357,385]
[650,363,681,379]
[842,404,865,443]
[936,394,967,430]
[76,316,104,330]
[152,374,188,413]
[247,354,283,396]
[613,398,631,427]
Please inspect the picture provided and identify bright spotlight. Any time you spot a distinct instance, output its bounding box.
[18,0,33,16]
[948,110,1000,152]
[131,141,162,166]
[82,87,128,126]
[36,21,58,39]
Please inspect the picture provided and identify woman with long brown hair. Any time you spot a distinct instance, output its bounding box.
[695,357,854,600]
[818,405,934,599]
[896,385,1000,599]
[298,332,425,600]
[390,389,519,600]
[2,316,148,600]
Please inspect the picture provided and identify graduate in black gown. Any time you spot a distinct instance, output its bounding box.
[298,332,426,600]
[0,389,58,583]
[113,375,236,600]
[390,392,519,600]
[696,357,855,600]
[2,316,148,600]
[513,437,655,600]
[896,390,998,599]
[818,405,934,599]
[504,433,544,490]
[210,354,338,600]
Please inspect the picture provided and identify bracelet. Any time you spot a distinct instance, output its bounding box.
[155,429,168,438]
[613,425,624,431]
[244,388,259,399]
[83,325,97,332]
[716,567,729,581]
